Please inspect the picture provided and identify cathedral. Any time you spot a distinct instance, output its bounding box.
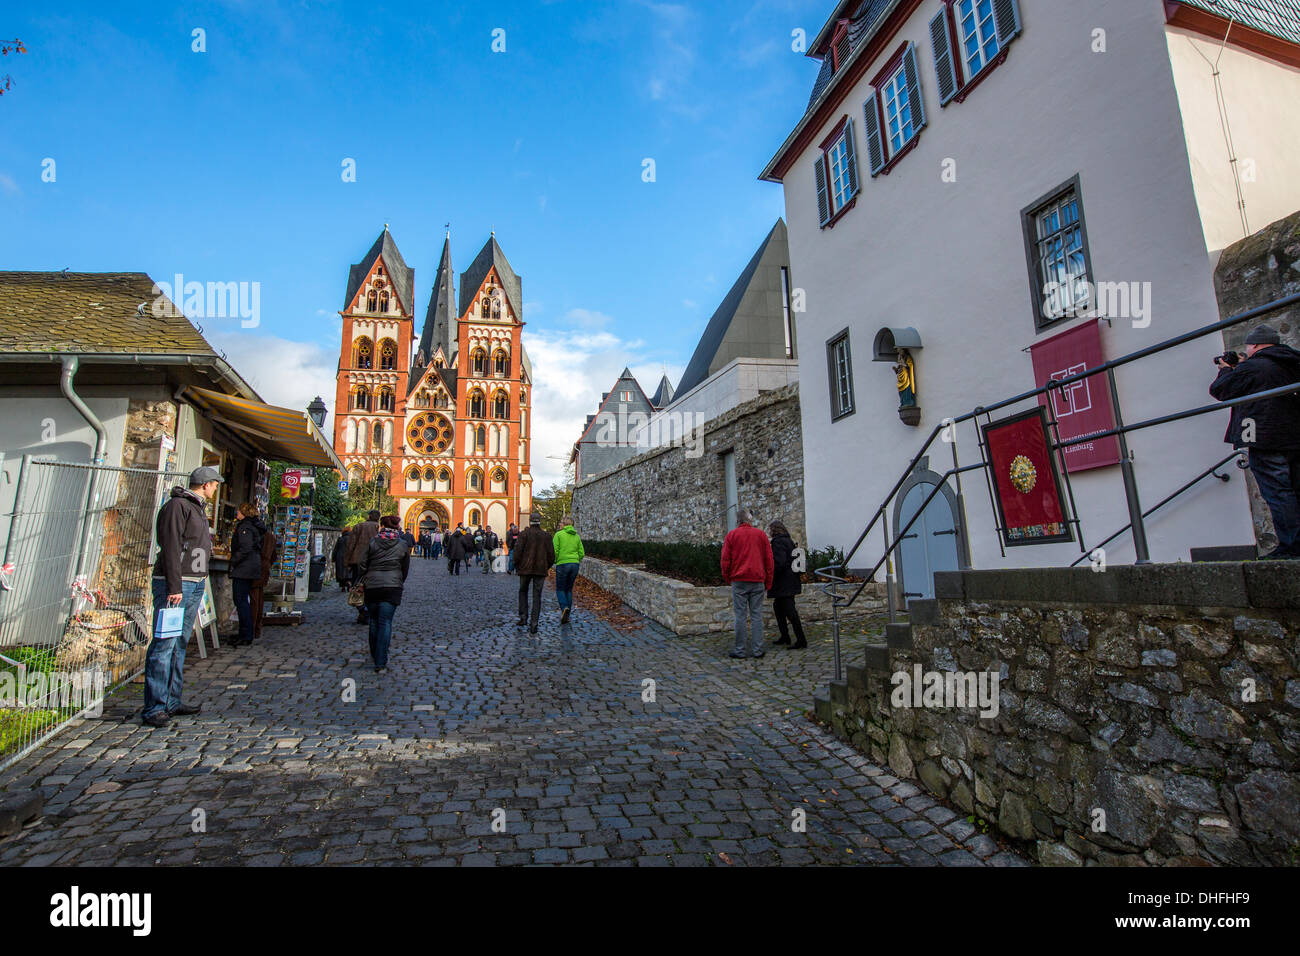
[332,226,533,534]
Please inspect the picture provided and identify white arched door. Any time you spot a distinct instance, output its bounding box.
[896,482,960,604]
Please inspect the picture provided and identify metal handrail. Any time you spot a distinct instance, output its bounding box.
[829,290,1300,618]
[1068,451,1244,567]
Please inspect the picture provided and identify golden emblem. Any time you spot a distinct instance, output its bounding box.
[1009,455,1037,494]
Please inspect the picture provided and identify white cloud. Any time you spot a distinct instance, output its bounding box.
[564,308,613,330]
[0,172,20,196]
[206,330,338,420]
[521,324,683,489]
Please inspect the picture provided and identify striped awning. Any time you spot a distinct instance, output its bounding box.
[183,386,343,470]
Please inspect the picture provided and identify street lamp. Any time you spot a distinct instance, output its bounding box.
[307,396,328,430]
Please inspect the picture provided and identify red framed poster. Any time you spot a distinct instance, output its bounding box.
[1029,318,1121,473]
[982,407,1074,547]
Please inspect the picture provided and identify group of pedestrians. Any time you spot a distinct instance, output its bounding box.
[512,513,583,632]
[722,509,807,660]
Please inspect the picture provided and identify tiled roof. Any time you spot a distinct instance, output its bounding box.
[807,0,895,109]
[459,236,523,322]
[342,227,416,316]
[1181,0,1300,44]
[0,271,216,355]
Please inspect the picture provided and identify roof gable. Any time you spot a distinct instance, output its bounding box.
[342,227,416,316]
[459,235,523,322]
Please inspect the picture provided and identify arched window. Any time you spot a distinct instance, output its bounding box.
[434,356,444,368]
[373,468,388,488]
[519,388,527,405]
[469,508,481,526]
[353,337,373,369]
[491,299,502,319]
[352,386,371,411]
[435,390,449,409]
[492,390,509,420]
[474,425,486,453]
[467,469,483,493]
[437,468,451,491]
[348,465,366,483]
[366,290,378,313]
[378,290,390,313]
[481,297,491,319]
[492,349,509,377]
[468,389,486,418]
[490,468,507,494]
[377,387,395,413]
[471,348,487,376]
[379,339,397,370]
[406,467,420,483]
[423,466,436,482]
[414,390,429,408]
[372,422,383,448]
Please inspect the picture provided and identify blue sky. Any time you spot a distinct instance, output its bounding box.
[0,0,828,486]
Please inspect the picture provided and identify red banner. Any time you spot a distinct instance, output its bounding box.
[983,408,1073,546]
[1029,319,1121,472]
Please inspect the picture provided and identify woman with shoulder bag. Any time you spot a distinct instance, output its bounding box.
[768,520,807,649]
[356,515,411,673]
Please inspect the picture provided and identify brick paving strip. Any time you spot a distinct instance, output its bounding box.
[0,559,1028,866]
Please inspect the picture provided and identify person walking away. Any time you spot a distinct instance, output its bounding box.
[1210,324,1300,558]
[357,515,410,673]
[482,525,500,574]
[721,508,774,659]
[552,515,584,625]
[346,511,382,623]
[514,514,555,633]
[767,521,807,649]
[228,502,267,647]
[446,525,466,575]
[332,526,351,589]
[472,528,485,567]
[505,523,520,574]
[143,466,222,727]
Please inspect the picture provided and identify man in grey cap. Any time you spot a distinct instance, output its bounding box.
[1211,325,1300,558]
[143,466,223,727]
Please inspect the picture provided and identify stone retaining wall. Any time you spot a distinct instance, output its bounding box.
[581,556,884,636]
[572,385,807,547]
[821,564,1299,866]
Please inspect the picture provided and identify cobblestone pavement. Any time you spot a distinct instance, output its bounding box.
[0,559,1028,866]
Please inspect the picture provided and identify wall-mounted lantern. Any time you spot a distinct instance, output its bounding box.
[873,327,923,426]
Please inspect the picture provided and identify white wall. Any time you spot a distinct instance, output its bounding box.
[633,358,799,449]
[782,0,1258,571]
[1165,25,1300,256]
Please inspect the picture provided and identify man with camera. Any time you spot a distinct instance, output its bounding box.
[1210,325,1300,559]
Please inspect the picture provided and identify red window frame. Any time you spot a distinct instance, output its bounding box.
[817,114,857,228]
[867,41,921,176]
[829,19,851,72]
[942,0,1011,103]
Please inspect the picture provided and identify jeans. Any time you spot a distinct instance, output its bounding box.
[432,543,442,559]
[1249,449,1300,556]
[773,596,806,644]
[731,581,765,656]
[144,578,205,718]
[518,575,545,626]
[231,577,255,643]
[448,558,460,575]
[555,563,579,610]
[368,601,397,667]
[507,550,515,573]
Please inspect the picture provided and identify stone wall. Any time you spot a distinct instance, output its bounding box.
[120,399,178,471]
[818,564,1299,866]
[1213,208,1300,554]
[572,384,807,548]
[581,556,884,636]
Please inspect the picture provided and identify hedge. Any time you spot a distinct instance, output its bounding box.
[583,540,849,587]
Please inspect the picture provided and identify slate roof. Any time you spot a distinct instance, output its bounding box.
[650,374,676,409]
[459,236,523,322]
[1180,0,1300,43]
[806,0,895,109]
[342,227,416,316]
[675,220,786,397]
[412,237,456,391]
[0,271,216,355]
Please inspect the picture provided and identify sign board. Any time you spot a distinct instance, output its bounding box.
[299,474,315,485]
[338,480,349,492]
[982,407,1074,547]
[1029,319,1121,473]
[281,468,302,499]
[197,579,217,627]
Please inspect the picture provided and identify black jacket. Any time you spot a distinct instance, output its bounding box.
[513,526,555,576]
[229,515,267,580]
[484,531,500,551]
[506,528,520,550]
[445,531,467,560]
[1209,344,1300,451]
[358,533,411,591]
[152,487,212,593]
[332,529,350,578]
[768,533,803,599]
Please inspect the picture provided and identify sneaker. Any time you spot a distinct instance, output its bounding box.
[142,712,170,728]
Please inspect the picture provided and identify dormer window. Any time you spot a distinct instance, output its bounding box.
[830,19,851,74]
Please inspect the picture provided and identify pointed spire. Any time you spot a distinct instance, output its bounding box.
[413,236,457,392]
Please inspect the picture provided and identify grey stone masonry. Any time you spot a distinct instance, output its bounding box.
[572,385,807,548]
[818,563,1299,866]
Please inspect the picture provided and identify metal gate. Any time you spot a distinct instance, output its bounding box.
[0,457,189,770]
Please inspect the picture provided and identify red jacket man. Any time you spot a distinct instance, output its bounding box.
[721,510,774,659]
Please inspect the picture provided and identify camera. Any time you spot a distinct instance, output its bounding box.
[1216,351,1241,367]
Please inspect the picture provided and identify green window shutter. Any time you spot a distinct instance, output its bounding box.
[929,7,958,106]
[815,157,831,226]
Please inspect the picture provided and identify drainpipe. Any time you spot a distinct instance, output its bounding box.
[60,356,108,464]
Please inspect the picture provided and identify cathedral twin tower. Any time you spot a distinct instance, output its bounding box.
[332,227,533,533]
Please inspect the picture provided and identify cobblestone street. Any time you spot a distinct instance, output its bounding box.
[0,560,1026,866]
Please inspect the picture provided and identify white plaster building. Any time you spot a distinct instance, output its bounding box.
[760,0,1300,597]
